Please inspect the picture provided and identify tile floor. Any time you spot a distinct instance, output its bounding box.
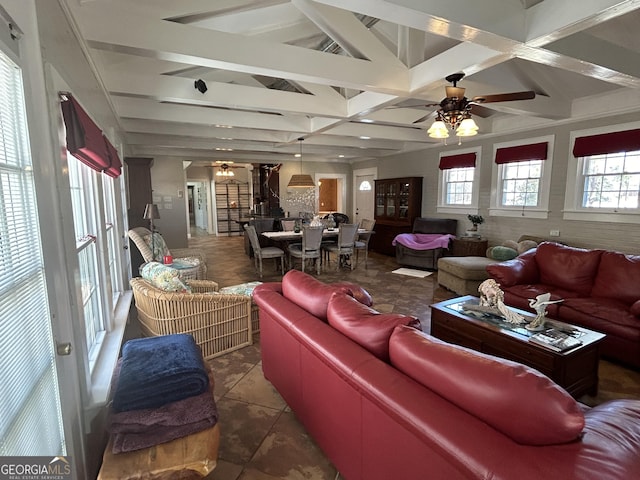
[131,229,640,480]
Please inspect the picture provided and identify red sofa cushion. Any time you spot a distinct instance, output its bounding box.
[536,242,603,296]
[486,249,539,287]
[389,325,585,446]
[282,270,372,321]
[591,251,640,305]
[327,292,419,362]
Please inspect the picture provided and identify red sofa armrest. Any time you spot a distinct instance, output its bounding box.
[631,299,640,317]
[486,249,539,287]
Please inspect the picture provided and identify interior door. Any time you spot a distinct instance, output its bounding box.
[354,172,376,225]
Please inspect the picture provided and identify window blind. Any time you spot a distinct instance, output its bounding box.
[573,128,640,157]
[495,142,548,164]
[0,48,65,455]
[439,152,476,169]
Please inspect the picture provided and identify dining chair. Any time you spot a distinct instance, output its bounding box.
[280,219,297,232]
[288,226,324,275]
[355,218,376,269]
[244,225,285,278]
[322,223,359,271]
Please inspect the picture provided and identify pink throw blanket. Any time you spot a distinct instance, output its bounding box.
[392,233,455,250]
[108,360,218,453]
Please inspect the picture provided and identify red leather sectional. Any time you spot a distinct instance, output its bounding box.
[253,270,640,480]
[487,242,640,368]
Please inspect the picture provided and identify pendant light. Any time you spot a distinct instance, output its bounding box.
[287,137,315,188]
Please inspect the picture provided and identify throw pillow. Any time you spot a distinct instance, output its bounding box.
[389,325,585,446]
[487,245,518,261]
[219,281,262,296]
[143,232,170,262]
[140,262,191,293]
[327,292,420,362]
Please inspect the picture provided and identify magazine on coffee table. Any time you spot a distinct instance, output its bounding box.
[529,328,582,352]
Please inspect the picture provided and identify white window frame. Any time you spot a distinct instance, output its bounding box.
[564,121,640,225]
[489,135,554,219]
[437,146,482,215]
[50,67,131,409]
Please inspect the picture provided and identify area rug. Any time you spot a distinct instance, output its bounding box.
[391,268,433,278]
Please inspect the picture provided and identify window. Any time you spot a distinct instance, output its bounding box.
[0,47,65,455]
[437,148,481,214]
[358,180,372,191]
[581,151,640,209]
[565,123,640,224]
[68,156,107,364]
[490,136,553,219]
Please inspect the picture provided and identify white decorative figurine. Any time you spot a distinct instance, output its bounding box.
[476,279,525,324]
[526,293,563,331]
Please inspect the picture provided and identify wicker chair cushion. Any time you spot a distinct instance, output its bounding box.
[140,262,191,293]
[143,232,171,261]
[219,281,262,296]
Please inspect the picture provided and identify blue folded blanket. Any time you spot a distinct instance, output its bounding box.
[112,334,209,412]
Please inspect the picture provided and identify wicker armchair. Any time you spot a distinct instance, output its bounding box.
[130,277,253,359]
[127,227,207,279]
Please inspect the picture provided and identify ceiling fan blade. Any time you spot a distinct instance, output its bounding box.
[386,102,439,110]
[471,91,536,103]
[412,112,435,124]
[468,104,496,118]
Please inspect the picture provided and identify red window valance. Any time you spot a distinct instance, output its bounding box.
[104,139,122,178]
[573,128,640,157]
[495,142,548,164]
[60,93,121,177]
[439,152,476,170]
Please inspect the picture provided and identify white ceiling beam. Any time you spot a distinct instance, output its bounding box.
[291,0,404,66]
[119,119,296,143]
[112,97,311,132]
[525,0,640,46]
[328,122,429,142]
[544,32,640,78]
[315,0,527,42]
[102,71,348,117]
[71,2,411,95]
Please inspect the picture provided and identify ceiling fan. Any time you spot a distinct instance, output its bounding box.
[401,73,536,140]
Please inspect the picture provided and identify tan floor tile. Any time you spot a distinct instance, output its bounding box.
[226,364,287,410]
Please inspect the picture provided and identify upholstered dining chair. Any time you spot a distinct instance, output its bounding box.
[322,223,359,271]
[127,227,207,279]
[289,226,324,275]
[280,219,297,232]
[244,224,285,278]
[355,218,376,269]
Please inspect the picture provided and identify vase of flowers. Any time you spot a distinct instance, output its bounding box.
[466,214,484,237]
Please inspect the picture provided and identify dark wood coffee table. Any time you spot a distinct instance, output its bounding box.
[430,295,606,398]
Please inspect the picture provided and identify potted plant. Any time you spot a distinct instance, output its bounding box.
[467,214,484,236]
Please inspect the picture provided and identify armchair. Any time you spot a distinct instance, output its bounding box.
[130,277,252,359]
[128,227,207,279]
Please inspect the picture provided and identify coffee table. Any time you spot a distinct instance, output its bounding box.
[430,295,606,398]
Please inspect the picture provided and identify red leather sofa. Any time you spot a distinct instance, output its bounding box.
[253,270,640,480]
[487,241,640,368]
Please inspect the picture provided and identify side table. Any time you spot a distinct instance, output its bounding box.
[451,237,488,257]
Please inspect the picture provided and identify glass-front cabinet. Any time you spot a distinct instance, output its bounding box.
[372,177,423,255]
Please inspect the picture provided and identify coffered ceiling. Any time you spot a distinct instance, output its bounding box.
[64,0,640,164]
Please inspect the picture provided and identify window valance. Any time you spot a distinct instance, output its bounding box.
[573,128,640,157]
[495,142,548,164]
[439,152,476,170]
[60,93,121,177]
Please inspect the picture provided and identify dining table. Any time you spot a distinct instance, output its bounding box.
[261,228,368,270]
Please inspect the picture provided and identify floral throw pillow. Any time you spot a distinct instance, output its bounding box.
[140,262,191,293]
[219,281,262,296]
[143,232,170,262]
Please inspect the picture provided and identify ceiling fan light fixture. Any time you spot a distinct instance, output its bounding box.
[456,117,479,137]
[216,163,234,176]
[427,120,450,139]
[288,137,315,188]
